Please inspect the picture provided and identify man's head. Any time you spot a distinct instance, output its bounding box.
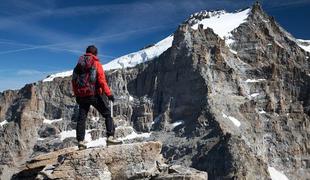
[86,45,98,56]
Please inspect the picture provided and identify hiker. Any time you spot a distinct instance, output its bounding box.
[72,45,122,150]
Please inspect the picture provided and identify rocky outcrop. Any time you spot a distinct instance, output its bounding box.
[0,2,309,180]
[13,141,207,180]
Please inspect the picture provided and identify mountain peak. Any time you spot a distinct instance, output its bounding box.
[185,9,227,26]
[252,1,263,13]
[185,8,250,49]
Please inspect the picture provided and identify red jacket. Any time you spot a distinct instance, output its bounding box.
[72,53,112,97]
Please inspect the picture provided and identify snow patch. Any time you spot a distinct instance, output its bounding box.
[59,130,76,141]
[59,129,92,141]
[43,118,63,124]
[118,131,151,141]
[268,167,289,180]
[104,35,174,71]
[250,93,260,98]
[245,79,266,83]
[86,137,107,148]
[59,129,106,147]
[43,70,73,82]
[0,120,8,127]
[222,113,241,127]
[191,8,250,46]
[84,130,93,142]
[297,44,310,52]
[259,110,266,114]
[171,120,184,129]
[41,165,56,177]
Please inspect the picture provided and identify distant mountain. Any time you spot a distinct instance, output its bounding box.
[0,2,309,179]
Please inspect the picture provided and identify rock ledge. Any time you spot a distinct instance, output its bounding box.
[13,141,208,180]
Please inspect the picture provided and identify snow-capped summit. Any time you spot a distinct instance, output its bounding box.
[103,35,174,71]
[43,70,73,82]
[190,8,251,46]
[186,10,227,26]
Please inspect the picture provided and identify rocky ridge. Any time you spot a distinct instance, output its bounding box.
[0,2,309,180]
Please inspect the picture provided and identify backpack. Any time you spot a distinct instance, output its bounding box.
[72,55,97,97]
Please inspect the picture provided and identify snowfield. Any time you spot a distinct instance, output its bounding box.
[191,8,250,46]
[43,70,73,82]
[297,39,310,52]
[58,129,107,148]
[104,35,174,70]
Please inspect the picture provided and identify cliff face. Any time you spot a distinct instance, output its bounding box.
[0,3,309,180]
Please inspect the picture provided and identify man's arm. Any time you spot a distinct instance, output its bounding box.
[96,61,112,97]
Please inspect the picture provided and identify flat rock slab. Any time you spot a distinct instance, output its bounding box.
[15,141,163,179]
[14,141,208,180]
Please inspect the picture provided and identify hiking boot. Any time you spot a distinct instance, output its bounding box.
[107,136,122,146]
[78,141,87,150]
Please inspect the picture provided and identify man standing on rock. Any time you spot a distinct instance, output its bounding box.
[72,45,122,150]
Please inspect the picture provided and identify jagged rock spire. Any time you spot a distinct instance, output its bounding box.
[252,1,263,13]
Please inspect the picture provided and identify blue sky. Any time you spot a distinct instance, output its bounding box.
[0,0,309,91]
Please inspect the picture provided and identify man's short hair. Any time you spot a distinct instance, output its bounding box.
[86,45,98,55]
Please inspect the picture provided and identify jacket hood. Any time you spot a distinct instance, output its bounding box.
[85,53,99,61]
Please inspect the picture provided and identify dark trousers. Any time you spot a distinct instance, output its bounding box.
[76,95,115,141]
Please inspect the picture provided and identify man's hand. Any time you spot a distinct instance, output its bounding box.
[108,95,115,102]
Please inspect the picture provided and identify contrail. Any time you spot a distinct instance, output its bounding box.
[0,40,115,58]
[0,23,174,56]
